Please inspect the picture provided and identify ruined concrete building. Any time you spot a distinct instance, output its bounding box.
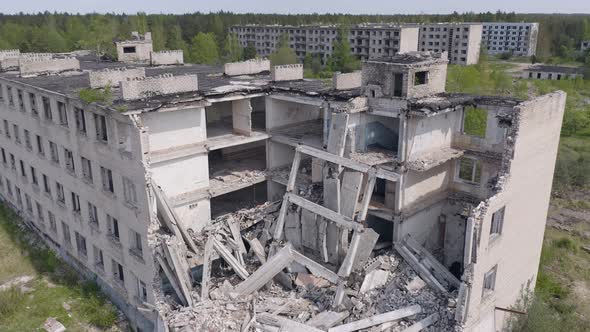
[0,35,565,332]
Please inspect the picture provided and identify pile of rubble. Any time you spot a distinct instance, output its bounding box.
[157,210,460,332]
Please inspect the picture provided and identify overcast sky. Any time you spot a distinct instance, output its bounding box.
[3,0,589,15]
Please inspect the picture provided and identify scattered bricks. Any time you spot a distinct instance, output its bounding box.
[88,67,146,88]
[271,64,303,81]
[19,57,79,75]
[333,71,362,90]
[120,73,198,100]
[150,50,184,66]
[224,58,270,76]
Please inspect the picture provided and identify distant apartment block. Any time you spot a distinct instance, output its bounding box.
[230,24,419,64]
[416,23,482,65]
[481,22,539,57]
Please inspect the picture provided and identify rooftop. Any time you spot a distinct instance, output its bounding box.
[367,51,448,66]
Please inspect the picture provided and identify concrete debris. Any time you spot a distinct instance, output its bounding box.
[295,272,331,289]
[359,269,390,293]
[405,276,427,293]
[43,317,66,332]
[306,310,350,330]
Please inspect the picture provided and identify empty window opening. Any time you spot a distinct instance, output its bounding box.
[123,46,136,54]
[482,265,498,297]
[457,157,482,184]
[211,181,268,218]
[490,206,505,240]
[206,101,234,138]
[366,215,393,245]
[251,96,266,130]
[414,71,428,85]
[462,106,487,138]
[393,73,403,97]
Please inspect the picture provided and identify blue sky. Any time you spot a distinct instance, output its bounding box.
[3,0,589,14]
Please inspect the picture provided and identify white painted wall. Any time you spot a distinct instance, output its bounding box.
[142,107,206,151]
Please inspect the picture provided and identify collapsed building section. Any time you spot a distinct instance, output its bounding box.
[0,49,565,332]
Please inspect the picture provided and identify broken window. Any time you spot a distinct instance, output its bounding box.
[123,46,136,54]
[482,265,497,297]
[48,211,57,233]
[123,177,137,205]
[71,192,81,213]
[107,215,120,241]
[101,166,114,194]
[457,157,482,184]
[24,129,31,150]
[42,96,52,121]
[62,149,74,174]
[88,202,99,227]
[137,279,148,302]
[462,106,487,138]
[81,157,93,183]
[56,182,65,204]
[130,229,143,259]
[30,166,38,186]
[43,174,51,196]
[93,245,104,270]
[62,222,71,247]
[112,259,125,285]
[3,120,9,138]
[58,101,68,127]
[49,141,59,164]
[13,124,19,143]
[36,135,44,156]
[414,71,428,85]
[30,93,37,115]
[75,107,87,135]
[75,232,87,258]
[95,114,108,143]
[490,206,505,239]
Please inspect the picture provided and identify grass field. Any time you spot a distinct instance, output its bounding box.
[0,204,123,332]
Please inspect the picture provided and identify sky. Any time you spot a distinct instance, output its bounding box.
[2,0,590,15]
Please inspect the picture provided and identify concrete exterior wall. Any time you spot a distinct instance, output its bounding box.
[116,39,153,64]
[121,74,198,100]
[88,67,146,88]
[0,78,158,331]
[522,70,583,80]
[333,71,362,90]
[398,27,419,54]
[265,96,322,130]
[271,64,303,81]
[406,108,461,157]
[224,59,271,76]
[463,92,566,331]
[19,57,80,75]
[0,49,20,60]
[150,50,184,66]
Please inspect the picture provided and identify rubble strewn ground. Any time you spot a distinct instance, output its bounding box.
[156,203,461,332]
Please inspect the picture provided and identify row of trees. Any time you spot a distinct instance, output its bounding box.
[1,11,590,64]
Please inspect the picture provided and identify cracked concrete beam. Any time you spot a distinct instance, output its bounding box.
[258,313,324,332]
[394,243,447,294]
[200,238,214,301]
[234,244,295,295]
[291,248,340,284]
[328,305,422,332]
[403,235,460,288]
[286,193,364,232]
[155,253,189,306]
[212,238,250,280]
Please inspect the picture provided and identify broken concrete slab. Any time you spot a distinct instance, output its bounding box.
[401,313,439,332]
[328,305,422,332]
[359,269,389,293]
[307,311,350,330]
[212,238,250,280]
[43,317,66,332]
[405,276,427,293]
[258,312,324,332]
[295,272,330,289]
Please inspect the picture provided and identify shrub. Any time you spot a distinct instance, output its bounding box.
[78,84,112,105]
[79,296,118,328]
[0,287,25,319]
[554,237,578,252]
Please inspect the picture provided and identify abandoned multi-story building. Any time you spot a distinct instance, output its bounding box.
[481,22,539,57]
[0,31,565,332]
[415,23,482,65]
[230,24,420,63]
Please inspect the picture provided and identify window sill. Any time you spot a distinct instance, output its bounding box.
[107,234,123,249]
[82,177,94,187]
[65,169,76,177]
[102,190,116,200]
[89,222,101,235]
